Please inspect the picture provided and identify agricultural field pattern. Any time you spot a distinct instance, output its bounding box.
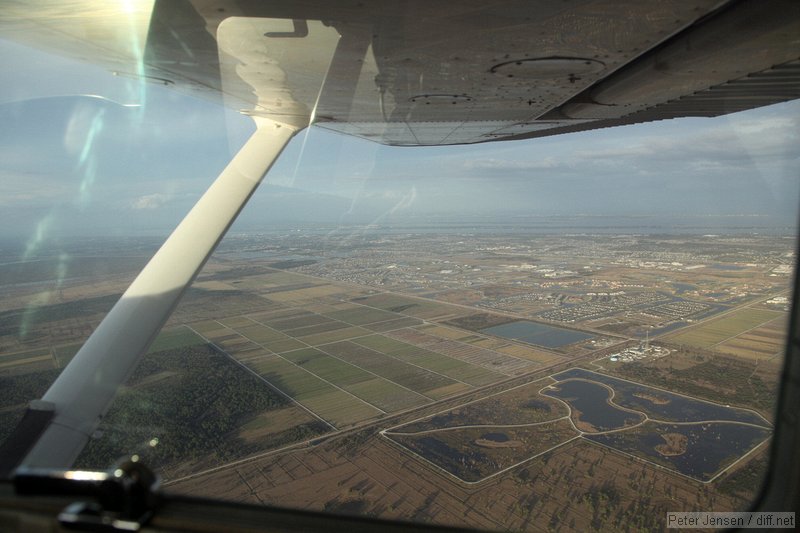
[0,229,793,531]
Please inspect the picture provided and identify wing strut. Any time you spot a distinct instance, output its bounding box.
[20,118,302,469]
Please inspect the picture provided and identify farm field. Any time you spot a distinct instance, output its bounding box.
[179,289,552,429]
[2,231,794,532]
[715,316,788,360]
[665,308,783,353]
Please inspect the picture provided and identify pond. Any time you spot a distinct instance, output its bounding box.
[481,432,509,442]
[553,368,769,426]
[671,282,695,294]
[386,434,490,482]
[481,320,594,348]
[542,379,644,432]
[711,263,746,271]
[587,421,771,481]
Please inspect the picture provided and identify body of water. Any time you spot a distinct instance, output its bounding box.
[543,380,644,432]
[554,368,769,426]
[587,421,771,481]
[481,321,594,348]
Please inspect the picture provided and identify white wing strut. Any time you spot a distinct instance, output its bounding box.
[22,118,301,468]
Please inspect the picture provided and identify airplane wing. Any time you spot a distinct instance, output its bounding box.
[3,0,799,146]
[0,0,798,470]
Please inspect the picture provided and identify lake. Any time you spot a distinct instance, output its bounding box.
[553,368,769,426]
[481,320,594,348]
[543,379,644,432]
[587,421,771,481]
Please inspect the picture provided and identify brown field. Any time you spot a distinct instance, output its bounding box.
[495,343,563,364]
[219,316,253,329]
[467,337,509,350]
[386,329,539,375]
[298,326,372,346]
[362,317,424,332]
[715,316,788,360]
[414,324,473,341]
[392,377,566,432]
[353,293,468,321]
[238,405,320,443]
[266,313,334,330]
[665,308,783,349]
[168,431,764,532]
[0,352,56,374]
[430,289,484,306]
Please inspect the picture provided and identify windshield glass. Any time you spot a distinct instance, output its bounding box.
[1,3,798,531]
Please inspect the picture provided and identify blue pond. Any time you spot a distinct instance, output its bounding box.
[672,282,695,294]
[481,432,510,442]
[711,263,745,271]
[553,368,769,426]
[481,320,594,348]
[543,379,644,432]
[587,421,771,481]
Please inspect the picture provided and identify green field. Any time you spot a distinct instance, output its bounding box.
[147,326,206,353]
[283,348,427,411]
[230,321,306,352]
[177,310,512,428]
[352,293,460,320]
[352,335,502,386]
[282,320,347,337]
[0,347,51,364]
[267,313,333,331]
[53,344,81,367]
[248,354,382,427]
[218,316,256,329]
[363,317,424,332]
[297,326,371,346]
[325,307,400,326]
[667,308,783,348]
[0,348,55,375]
[215,336,261,354]
[185,319,225,335]
[233,323,292,343]
[321,341,470,399]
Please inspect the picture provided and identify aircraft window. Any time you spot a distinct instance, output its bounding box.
[1,11,798,531]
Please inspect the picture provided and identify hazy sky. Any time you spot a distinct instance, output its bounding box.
[1,36,798,242]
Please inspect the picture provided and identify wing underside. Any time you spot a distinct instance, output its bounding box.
[2,0,799,146]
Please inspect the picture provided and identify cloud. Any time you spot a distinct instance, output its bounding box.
[358,189,413,201]
[0,170,72,207]
[462,157,560,171]
[574,111,799,166]
[130,193,171,210]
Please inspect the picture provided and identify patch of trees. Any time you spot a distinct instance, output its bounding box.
[613,358,775,413]
[717,455,767,500]
[75,344,305,470]
[0,369,61,442]
[443,313,516,331]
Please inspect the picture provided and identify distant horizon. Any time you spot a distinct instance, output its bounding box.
[2,38,799,248]
[1,212,797,255]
